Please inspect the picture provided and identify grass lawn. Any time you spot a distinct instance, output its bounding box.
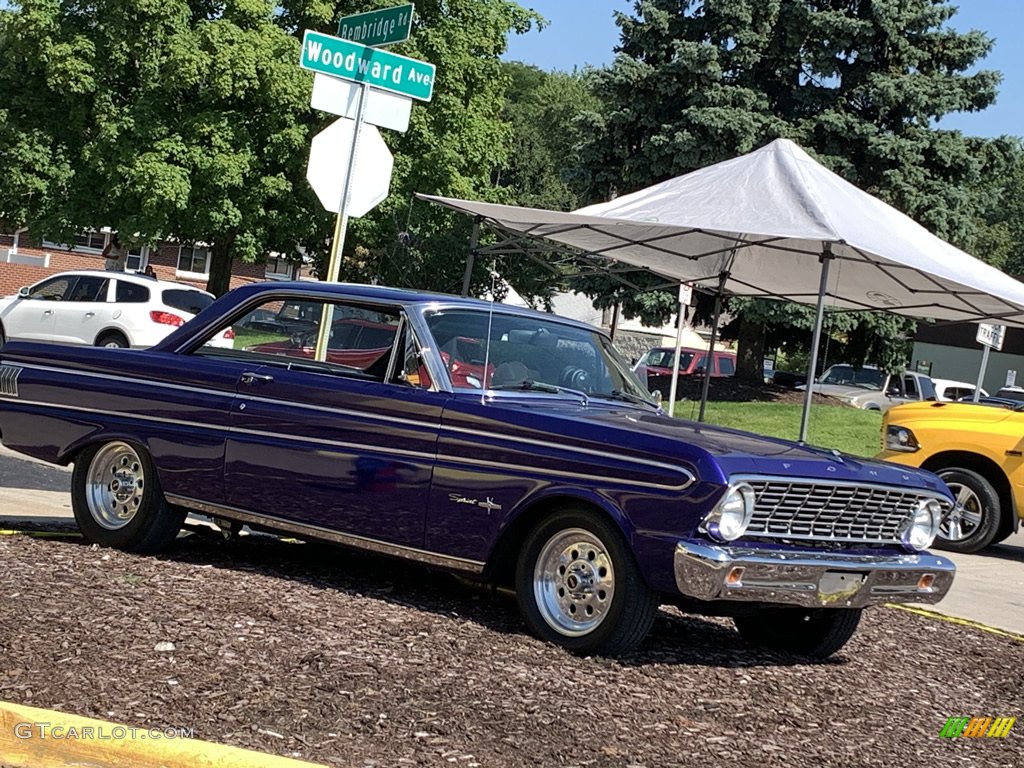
[669,400,883,458]
[231,327,290,349]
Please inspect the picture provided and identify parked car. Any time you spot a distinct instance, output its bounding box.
[931,378,986,402]
[0,282,956,657]
[634,346,736,394]
[0,270,233,349]
[994,386,1024,403]
[880,401,1024,553]
[799,364,936,411]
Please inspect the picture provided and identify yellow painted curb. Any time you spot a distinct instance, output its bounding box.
[886,603,1024,643]
[0,701,329,768]
[0,529,80,538]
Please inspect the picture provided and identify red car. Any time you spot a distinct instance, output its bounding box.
[249,317,397,370]
[634,347,736,393]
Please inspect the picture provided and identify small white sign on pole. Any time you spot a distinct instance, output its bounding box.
[1007,370,1017,388]
[976,322,1006,351]
[311,74,412,133]
[678,282,693,306]
[306,118,394,216]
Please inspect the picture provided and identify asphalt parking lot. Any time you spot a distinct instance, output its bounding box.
[1,445,1023,767]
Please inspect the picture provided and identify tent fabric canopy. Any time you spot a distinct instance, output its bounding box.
[418,138,1024,327]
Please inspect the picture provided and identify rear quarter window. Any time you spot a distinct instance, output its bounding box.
[115,281,150,303]
[162,289,214,316]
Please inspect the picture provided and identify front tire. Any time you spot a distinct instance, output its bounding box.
[734,608,862,658]
[72,441,184,553]
[934,468,1001,553]
[515,509,658,656]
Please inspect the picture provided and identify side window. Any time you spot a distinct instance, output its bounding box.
[193,297,401,381]
[67,276,108,302]
[902,375,918,398]
[394,324,432,390]
[116,281,150,303]
[28,276,74,301]
[718,356,735,375]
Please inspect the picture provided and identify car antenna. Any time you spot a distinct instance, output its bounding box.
[481,264,498,406]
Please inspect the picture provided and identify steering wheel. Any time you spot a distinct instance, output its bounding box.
[560,366,589,389]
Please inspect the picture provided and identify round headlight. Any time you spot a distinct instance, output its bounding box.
[705,483,755,542]
[902,499,941,551]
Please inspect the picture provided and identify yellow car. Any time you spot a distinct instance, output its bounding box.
[879,401,1023,553]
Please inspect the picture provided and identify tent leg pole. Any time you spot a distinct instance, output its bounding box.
[461,217,481,297]
[667,297,686,418]
[799,247,833,444]
[699,273,728,422]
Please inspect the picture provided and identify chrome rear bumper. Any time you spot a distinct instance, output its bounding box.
[674,541,955,608]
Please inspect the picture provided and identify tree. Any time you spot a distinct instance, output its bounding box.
[0,0,316,296]
[0,0,540,296]
[283,1,542,296]
[579,0,1009,380]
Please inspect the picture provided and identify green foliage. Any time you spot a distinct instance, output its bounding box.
[0,0,540,296]
[579,0,1010,379]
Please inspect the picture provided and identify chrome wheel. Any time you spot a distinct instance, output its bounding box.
[85,442,146,530]
[533,527,616,637]
[941,482,983,541]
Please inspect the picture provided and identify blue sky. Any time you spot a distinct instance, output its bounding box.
[503,0,1022,139]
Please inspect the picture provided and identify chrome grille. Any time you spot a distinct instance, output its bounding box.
[0,365,20,398]
[745,478,932,545]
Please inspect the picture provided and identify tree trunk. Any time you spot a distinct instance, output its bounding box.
[205,238,235,297]
[735,315,765,383]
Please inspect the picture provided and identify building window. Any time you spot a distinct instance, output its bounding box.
[72,230,107,250]
[265,256,295,280]
[126,245,148,272]
[177,245,210,275]
[42,229,107,252]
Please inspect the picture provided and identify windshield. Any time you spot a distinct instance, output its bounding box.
[821,365,886,390]
[644,349,697,370]
[424,309,653,402]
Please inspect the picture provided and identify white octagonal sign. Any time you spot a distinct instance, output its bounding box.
[306,118,393,216]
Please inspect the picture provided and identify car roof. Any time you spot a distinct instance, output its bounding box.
[223,281,606,335]
[41,269,210,293]
[931,378,977,388]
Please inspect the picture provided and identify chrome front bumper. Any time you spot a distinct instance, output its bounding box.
[674,541,955,608]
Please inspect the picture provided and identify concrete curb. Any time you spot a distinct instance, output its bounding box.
[0,701,329,768]
[886,603,1024,643]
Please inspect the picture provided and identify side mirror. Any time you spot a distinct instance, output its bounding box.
[17,286,30,298]
[651,389,663,405]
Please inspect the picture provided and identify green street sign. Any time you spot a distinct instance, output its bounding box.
[337,3,414,48]
[300,30,435,102]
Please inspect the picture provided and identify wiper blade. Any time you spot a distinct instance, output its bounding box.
[489,379,589,405]
[591,389,658,408]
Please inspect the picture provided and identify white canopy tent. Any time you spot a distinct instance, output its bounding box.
[418,138,1024,441]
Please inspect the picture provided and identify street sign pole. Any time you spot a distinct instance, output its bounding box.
[974,344,991,403]
[314,83,369,361]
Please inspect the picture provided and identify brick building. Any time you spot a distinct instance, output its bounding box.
[0,229,305,297]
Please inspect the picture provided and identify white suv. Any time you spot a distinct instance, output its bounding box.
[0,270,233,349]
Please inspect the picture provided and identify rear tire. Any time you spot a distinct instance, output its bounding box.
[515,509,658,656]
[734,608,862,658]
[933,468,1001,553]
[96,332,129,348]
[72,441,184,553]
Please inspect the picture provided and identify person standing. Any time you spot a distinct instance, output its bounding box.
[102,234,127,271]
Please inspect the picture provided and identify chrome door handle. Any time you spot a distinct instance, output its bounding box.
[43,310,53,315]
[84,312,95,318]
[240,372,274,385]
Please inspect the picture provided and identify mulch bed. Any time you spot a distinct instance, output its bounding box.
[1,530,1021,767]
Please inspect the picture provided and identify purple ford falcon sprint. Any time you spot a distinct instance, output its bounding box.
[0,282,955,657]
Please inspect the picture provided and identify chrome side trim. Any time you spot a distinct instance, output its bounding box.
[0,364,21,397]
[443,423,696,490]
[166,494,486,574]
[673,540,955,608]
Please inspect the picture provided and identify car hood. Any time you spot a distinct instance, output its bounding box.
[487,397,947,492]
[888,400,1018,424]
